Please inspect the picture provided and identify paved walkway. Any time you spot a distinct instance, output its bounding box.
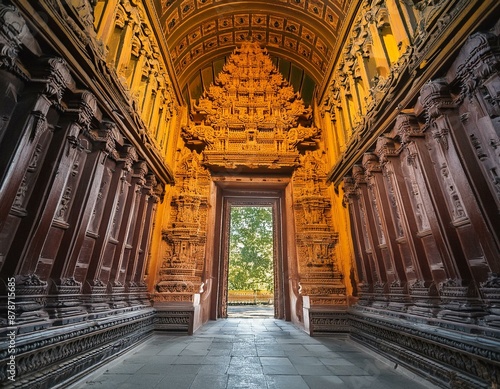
[227,304,274,318]
[72,318,437,389]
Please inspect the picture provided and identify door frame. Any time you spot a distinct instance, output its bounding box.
[209,176,292,320]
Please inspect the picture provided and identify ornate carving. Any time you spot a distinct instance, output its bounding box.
[181,40,319,171]
[309,311,350,334]
[351,313,499,388]
[77,91,98,129]
[480,273,500,327]
[293,150,346,307]
[0,3,41,78]
[153,149,209,303]
[454,32,500,105]
[439,162,467,221]
[0,309,154,387]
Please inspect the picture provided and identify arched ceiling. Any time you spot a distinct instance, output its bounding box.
[152,0,351,92]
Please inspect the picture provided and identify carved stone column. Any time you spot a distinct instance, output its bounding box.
[293,151,347,334]
[0,57,76,332]
[152,149,209,333]
[36,91,99,325]
[125,174,161,306]
[352,163,389,308]
[412,79,488,323]
[362,151,412,313]
[0,57,72,271]
[79,130,128,315]
[50,122,119,288]
[375,135,437,314]
[342,177,374,306]
[449,31,500,270]
[396,114,443,317]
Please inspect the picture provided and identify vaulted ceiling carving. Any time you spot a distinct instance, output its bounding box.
[152,0,351,88]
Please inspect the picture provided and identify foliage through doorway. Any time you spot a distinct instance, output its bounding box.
[228,207,274,293]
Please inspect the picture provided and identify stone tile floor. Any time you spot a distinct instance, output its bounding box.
[72,312,437,389]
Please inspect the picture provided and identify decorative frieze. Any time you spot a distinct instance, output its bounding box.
[480,273,500,328]
[0,308,155,388]
[155,310,194,333]
[350,311,499,388]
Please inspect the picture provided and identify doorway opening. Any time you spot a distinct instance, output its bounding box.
[210,179,291,321]
[227,206,274,318]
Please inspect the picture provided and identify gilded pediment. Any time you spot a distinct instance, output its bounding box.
[182,40,320,173]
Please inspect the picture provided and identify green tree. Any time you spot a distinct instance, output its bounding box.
[228,207,274,292]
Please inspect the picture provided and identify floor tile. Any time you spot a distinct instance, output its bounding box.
[190,374,228,389]
[303,375,345,389]
[266,375,309,389]
[155,374,196,389]
[227,364,263,375]
[262,364,299,375]
[259,357,293,365]
[227,374,267,389]
[294,364,334,376]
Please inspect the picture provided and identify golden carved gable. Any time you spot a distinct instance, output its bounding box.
[182,40,320,172]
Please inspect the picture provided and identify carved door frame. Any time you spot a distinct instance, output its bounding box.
[210,177,291,320]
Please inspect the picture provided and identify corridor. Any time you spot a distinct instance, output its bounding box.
[72,317,436,389]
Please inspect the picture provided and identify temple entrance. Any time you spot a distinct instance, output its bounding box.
[156,41,342,332]
[210,177,293,321]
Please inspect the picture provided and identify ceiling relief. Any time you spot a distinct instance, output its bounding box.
[153,0,350,87]
[181,40,320,172]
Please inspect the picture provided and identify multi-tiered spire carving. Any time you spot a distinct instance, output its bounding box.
[182,40,319,171]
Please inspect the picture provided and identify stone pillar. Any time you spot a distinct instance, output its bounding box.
[0,57,73,331]
[125,173,160,306]
[152,149,209,334]
[450,32,500,327]
[375,134,439,315]
[101,148,141,309]
[352,164,389,307]
[79,131,128,315]
[50,122,119,288]
[293,151,347,334]
[363,151,413,312]
[342,177,375,306]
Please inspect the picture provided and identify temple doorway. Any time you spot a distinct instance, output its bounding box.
[209,177,293,321]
